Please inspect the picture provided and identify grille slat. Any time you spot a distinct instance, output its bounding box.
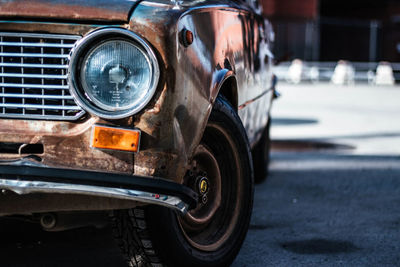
[0,73,68,79]
[0,42,74,48]
[0,63,68,69]
[0,83,69,89]
[0,52,69,58]
[0,103,80,110]
[0,93,73,99]
[0,32,84,121]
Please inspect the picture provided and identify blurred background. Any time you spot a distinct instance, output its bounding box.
[262,0,400,83]
[257,0,400,156]
[266,0,400,61]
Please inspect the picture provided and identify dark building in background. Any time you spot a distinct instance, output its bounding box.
[261,0,319,61]
[261,0,400,63]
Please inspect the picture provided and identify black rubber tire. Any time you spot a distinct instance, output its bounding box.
[111,96,254,267]
[252,116,271,184]
[110,208,161,267]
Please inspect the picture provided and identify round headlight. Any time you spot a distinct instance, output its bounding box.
[69,28,159,119]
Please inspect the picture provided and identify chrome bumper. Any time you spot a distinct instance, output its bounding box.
[0,162,197,214]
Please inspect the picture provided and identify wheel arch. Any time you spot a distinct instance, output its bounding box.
[212,69,239,111]
[217,75,239,112]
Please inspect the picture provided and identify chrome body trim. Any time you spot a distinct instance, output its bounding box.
[0,63,68,69]
[0,32,83,40]
[68,27,160,120]
[0,110,85,120]
[0,73,68,79]
[0,52,69,58]
[0,179,189,214]
[0,83,69,89]
[0,93,73,99]
[0,103,80,110]
[0,42,75,48]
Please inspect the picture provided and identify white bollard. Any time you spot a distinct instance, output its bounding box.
[331,60,355,85]
[309,66,320,83]
[287,59,304,84]
[367,70,376,85]
[375,62,395,85]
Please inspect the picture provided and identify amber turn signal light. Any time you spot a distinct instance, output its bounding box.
[92,125,140,152]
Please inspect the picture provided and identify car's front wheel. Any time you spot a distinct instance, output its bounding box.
[111,96,254,267]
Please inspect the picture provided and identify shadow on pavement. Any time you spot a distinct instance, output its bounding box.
[272,140,354,151]
[272,117,319,126]
[281,239,360,254]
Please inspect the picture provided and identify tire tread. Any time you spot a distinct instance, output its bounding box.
[110,208,163,267]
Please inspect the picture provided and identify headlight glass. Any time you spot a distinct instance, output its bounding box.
[69,28,160,119]
[81,40,152,111]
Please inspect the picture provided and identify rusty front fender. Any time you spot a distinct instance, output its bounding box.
[128,2,242,184]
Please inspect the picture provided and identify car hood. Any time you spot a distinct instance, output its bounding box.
[0,0,139,22]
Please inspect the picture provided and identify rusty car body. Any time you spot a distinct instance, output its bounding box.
[0,0,276,265]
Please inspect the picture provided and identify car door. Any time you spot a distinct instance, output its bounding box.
[238,0,275,145]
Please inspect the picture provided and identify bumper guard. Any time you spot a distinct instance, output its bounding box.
[0,163,197,214]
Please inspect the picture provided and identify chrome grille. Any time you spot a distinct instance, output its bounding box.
[0,32,85,120]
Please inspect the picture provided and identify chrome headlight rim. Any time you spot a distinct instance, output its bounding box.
[68,28,160,120]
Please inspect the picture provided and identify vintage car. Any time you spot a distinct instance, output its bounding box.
[0,0,276,266]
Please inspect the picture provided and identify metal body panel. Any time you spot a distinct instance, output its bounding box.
[0,116,135,173]
[0,0,137,22]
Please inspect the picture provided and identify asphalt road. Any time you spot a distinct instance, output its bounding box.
[1,83,400,266]
[233,83,400,266]
[233,152,400,266]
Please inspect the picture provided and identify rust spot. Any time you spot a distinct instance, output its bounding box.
[146,102,161,114]
[0,117,97,137]
[0,0,132,22]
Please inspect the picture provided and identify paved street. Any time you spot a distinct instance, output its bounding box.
[1,83,400,266]
[233,83,400,266]
[233,152,400,266]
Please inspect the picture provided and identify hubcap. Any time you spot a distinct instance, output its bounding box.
[180,145,221,231]
[178,123,242,252]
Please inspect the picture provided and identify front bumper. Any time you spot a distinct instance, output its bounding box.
[0,163,197,214]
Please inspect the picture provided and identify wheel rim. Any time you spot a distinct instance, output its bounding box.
[178,123,242,252]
